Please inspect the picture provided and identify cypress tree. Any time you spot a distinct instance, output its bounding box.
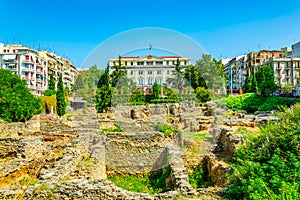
[56,73,66,117]
[49,74,55,90]
[95,65,112,113]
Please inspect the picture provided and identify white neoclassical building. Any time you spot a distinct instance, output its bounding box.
[109,55,190,88]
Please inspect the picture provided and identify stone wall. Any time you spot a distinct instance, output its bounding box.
[202,153,231,187]
[105,132,169,176]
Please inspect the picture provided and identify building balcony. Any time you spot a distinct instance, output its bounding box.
[36,86,45,91]
[23,60,35,64]
[24,76,35,81]
[3,59,18,63]
[36,78,43,83]
[5,66,18,71]
[27,85,36,89]
[22,68,35,72]
[64,70,72,75]
[36,70,44,75]
[63,74,73,80]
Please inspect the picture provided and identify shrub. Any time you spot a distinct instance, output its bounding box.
[258,96,296,111]
[224,104,300,199]
[43,89,57,96]
[154,123,177,137]
[0,69,42,122]
[130,88,145,103]
[196,87,211,103]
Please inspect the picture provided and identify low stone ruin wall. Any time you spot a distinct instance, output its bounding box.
[105,132,169,176]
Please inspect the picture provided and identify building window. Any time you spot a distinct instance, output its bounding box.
[157,70,162,75]
[184,61,187,65]
[167,70,169,75]
[172,61,176,65]
[137,62,144,65]
[130,71,134,75]
[138,78,144,86]
[148,70,152,75]
[148,77,153,85]
[172,70,176,75]
[155,78,162,84]
[156,61,163,65]
[146,61,153,65]
[125,62,127,66]
[138,70,143,75]
[131,62,133,66]
[166,61,169,65]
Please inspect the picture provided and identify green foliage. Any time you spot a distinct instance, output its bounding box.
[0,69,42,122]
[42,89,57,96]
[111,56,127,87]
[189,162,212,188]
[195,54,225,89]
[56,74,66,117]
[39,95,56,114]
[130,88,145,103]
[184,65,207,90]
[154,123,177,137]
[255,66,277,96]
[213,93,296,113]
[48,74,55,90]
[242,75,254,93]
[196,87,211,103]
[224,104,300,199]
[74,65,103,103]
[95,65,112,113]
[150,166,172,193]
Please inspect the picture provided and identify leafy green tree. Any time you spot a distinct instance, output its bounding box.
[250,73,258,93]
[111,56,127,87]
[167,58,185,92]
[130,88,145,103]
[195,54,225,90]
[56,74,66,117]
[255,66,277,96]
[49,74,55,90]
[213,58,227,83]
[74,65,103,102]
[184,65,207,90]
[196,87,211,103]
[95,65,112,113]
[0,69,42,122]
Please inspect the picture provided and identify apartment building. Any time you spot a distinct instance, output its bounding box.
[0,43,77,96]
[226,48,300,90]
[109,55,190,88]
[292,42,300,58]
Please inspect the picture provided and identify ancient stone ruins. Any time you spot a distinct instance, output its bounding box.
[0,101,270,199]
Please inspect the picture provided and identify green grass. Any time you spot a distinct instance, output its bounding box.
[184,131,207,143]
[108,175,155,194]
[108,167,172,194]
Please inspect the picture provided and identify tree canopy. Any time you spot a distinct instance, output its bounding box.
[0,69,42,122]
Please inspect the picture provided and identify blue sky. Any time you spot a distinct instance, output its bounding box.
[1,0,300,68]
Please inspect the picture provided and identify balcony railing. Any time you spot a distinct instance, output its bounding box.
[22,68,35,72]
[23,60,34,64]
[3,59,18,63]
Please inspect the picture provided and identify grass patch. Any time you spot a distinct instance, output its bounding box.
[184,131,207,143]
[154,123,178,137]
[102,124,124,132]
[108,167,172,194]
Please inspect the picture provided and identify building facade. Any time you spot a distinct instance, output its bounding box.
[292,42,300,58]
[109,55,190,88]
[0,43,77,96]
